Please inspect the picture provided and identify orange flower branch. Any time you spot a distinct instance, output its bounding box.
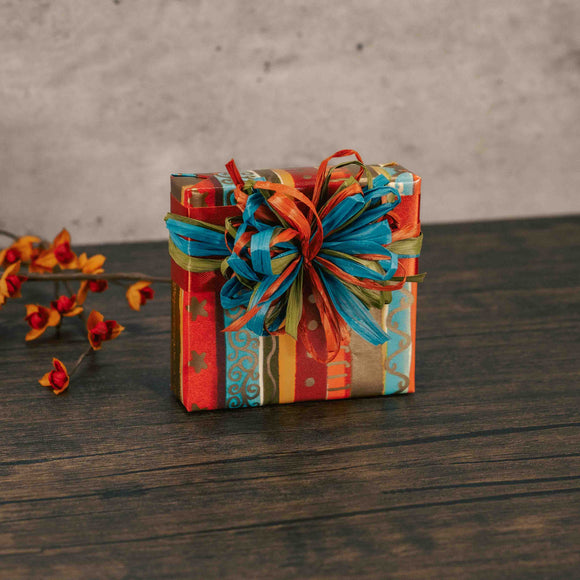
[2,226,163,396]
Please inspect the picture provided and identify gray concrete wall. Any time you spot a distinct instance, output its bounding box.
[1,0,579,244]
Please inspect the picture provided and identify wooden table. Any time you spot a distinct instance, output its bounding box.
[1,216,578,579]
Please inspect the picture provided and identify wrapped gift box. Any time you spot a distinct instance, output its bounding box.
[167,151,422,411]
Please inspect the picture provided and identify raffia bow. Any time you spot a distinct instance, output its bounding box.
[166,150,424,363]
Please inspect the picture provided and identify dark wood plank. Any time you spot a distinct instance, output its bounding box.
[0,216,578,579]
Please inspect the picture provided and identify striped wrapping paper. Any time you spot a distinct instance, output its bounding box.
[170,162,421,411]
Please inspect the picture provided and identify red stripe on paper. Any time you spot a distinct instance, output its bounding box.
[294,339,328,402]
[181,287,219,411]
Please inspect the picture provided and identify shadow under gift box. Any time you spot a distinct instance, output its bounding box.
[169,163,421,411]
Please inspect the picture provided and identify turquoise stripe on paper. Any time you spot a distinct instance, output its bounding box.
[223,309,262,409]
[394,172,413,196]
[213,170,265,205]
[384,283,414,395]
[378,166,414,196]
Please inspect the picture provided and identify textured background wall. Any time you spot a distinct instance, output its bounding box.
[1,0,579,244]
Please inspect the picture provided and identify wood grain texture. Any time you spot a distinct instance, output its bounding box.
[0,216,579,579]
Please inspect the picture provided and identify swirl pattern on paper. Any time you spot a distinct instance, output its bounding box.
[225,308,261,408]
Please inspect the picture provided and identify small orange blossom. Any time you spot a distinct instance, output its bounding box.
[33,229,79,271]
[51,294,83,317]
[77,253,107,305]
[24,304,61,341]
[126,281,154,311]
[87,310,124,350]
[39,358,70,395]
[0,262,27,308]
[0,235,41,267]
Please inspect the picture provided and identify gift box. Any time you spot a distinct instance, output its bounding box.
[166,150,423,411]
